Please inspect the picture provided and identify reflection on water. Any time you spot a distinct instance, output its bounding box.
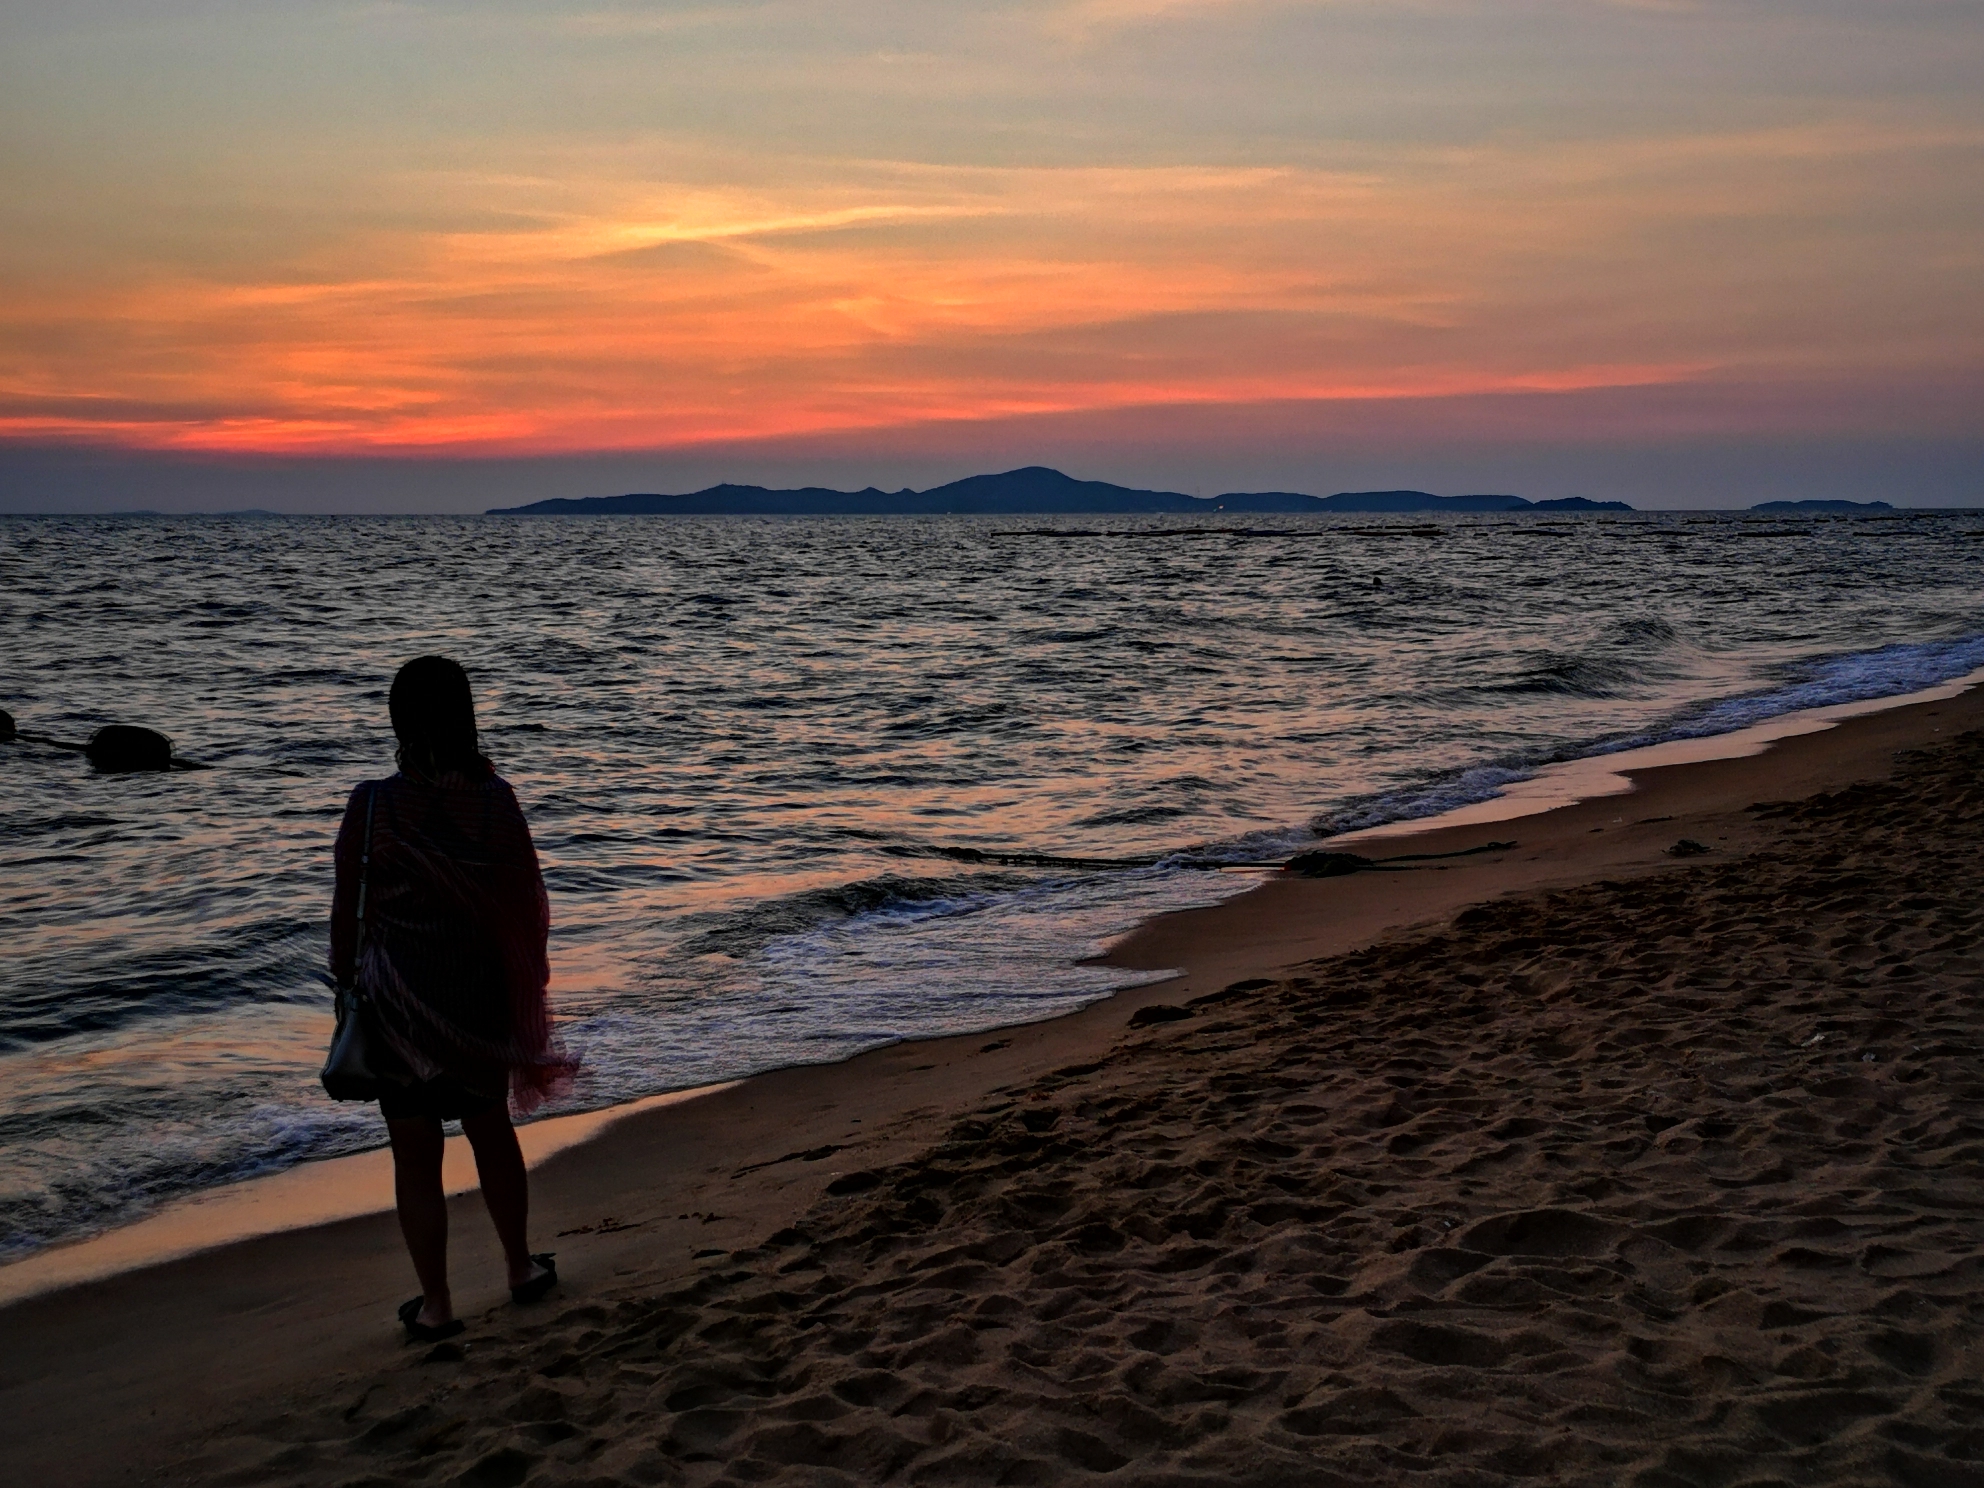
[3,509,1983,1257]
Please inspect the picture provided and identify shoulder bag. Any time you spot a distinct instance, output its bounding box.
[320,785,398,1101]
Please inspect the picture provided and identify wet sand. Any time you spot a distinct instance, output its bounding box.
[5,684,1983,1487]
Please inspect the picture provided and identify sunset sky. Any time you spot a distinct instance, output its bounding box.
[3,1,1980,510]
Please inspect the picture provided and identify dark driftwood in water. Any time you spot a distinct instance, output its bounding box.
[1283,840,1518,878]
[1283,851,1380,878]
[9,720,209,771]
[13,729,89,754]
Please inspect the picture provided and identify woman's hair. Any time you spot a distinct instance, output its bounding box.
[389,655,490,778]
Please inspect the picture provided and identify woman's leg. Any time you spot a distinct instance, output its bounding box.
[387,1115,452,1326]
[462,1104,540,1289]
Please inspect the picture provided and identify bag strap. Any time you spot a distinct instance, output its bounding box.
[353,784,378,962]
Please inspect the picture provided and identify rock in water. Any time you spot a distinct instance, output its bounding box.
[0,708,14,743]
[85,725,175,773]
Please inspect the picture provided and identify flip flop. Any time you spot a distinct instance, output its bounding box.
[397,1295,466,1343]
[511,1253,558,1305]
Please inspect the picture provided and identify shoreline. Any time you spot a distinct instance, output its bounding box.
[1099,671,1984,992]
[1322,661,1984,844]
[0,1084,738,1308]
[4,664,1980,1309]
[3,675,1982,1482]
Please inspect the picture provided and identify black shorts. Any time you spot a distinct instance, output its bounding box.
[379,1076,506,1123]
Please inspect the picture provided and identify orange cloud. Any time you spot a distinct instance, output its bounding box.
[2,118,1977,456]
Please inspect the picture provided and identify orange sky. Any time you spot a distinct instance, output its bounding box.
[1,2,1980,498]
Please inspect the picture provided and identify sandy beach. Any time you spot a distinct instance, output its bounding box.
[6,684,1983,1487]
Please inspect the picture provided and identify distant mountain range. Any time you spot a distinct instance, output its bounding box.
[486,466,1635,516]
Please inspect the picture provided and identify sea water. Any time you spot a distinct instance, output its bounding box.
[3,509,1982,1258]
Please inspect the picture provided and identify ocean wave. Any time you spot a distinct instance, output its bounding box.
[1,918,328,1050]
[880,842,1160,870]
[1310,630,1984,838]
[1314,765,1538,836]
[0,813,123,841]
[1635,632,1984,745]
[1071,803,1195,828]
[1485,651,1655,701]
[0,1089,381,1259]
[670,870,1045,958]
[1600,613,1680,648]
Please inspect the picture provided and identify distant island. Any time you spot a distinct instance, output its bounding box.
[1748,499,1895,514]
[487,466,1634,517]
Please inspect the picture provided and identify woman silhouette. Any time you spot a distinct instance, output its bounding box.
[330,655,574,1341]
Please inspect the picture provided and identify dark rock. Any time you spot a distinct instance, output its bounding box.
[1129,1004,1192,1027]
[0,708,14,743]
[1667,839,1713,857]
[84,725,174,773]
